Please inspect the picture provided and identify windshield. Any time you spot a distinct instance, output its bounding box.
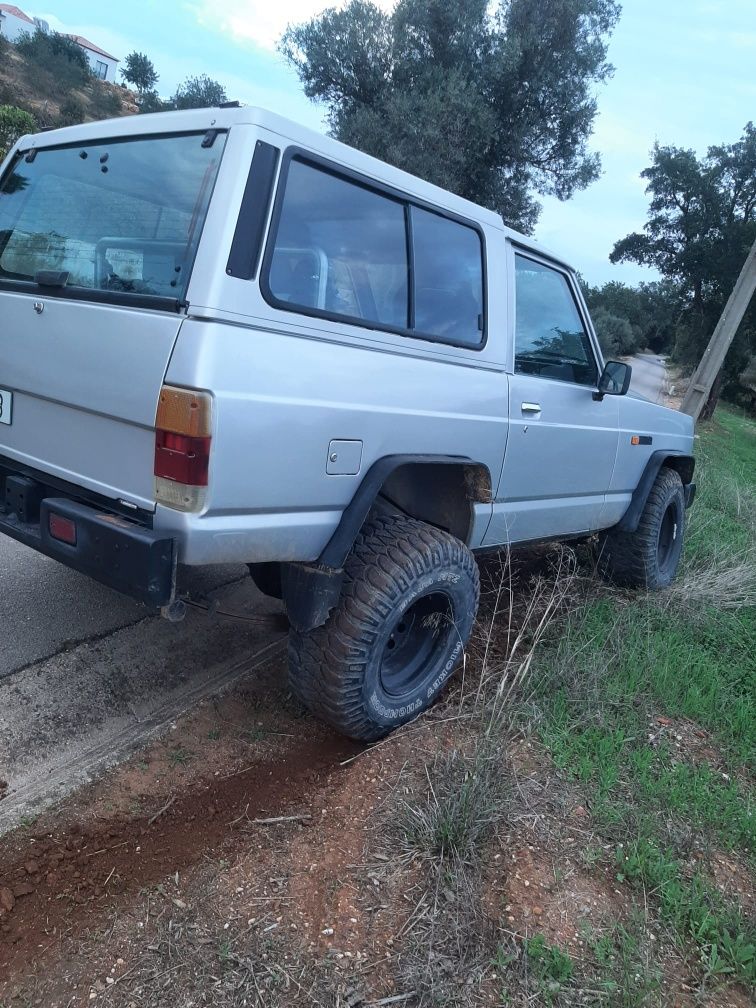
[0,131,225,304]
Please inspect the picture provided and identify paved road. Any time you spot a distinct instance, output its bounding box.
[629,353,668,403]
[0,534,246,677]
[0,533,282,826]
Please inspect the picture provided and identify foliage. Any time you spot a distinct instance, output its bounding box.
[171,74,227,110]
[590,306,638,356]
[583,278,684,356]
[611,123,756,403]
[15,29,91,88]
[137,89,168,114]
[524,933,574,1001]
[281,0,621,232]
[90,82,124,120]
[0,104,35,160]
[121,51,158,94]
[58,97,87,127]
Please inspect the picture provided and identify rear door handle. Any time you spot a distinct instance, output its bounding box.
[521,402,542,413]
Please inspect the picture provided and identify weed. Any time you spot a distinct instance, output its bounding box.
[167,747,192,767]
[398,747,503,862]
[616,837,755,985]
[587,921,662,1007]
[245,727,268,743]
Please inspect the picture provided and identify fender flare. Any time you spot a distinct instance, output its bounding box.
[317,453,485,569]
[282,454,489,633]
[616,451,696,533]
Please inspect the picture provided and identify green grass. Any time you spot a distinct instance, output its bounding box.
[497,923,664,1005]
[524,407,756,991]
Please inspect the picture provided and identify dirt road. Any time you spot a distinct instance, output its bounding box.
[629,352,668,403]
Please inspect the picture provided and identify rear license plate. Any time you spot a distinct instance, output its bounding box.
[0,388,12,426]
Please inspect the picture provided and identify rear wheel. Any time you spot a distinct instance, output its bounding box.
[288,513,480,741]
[598,467,685,589]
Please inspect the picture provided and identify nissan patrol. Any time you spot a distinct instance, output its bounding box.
[0,106,695,740]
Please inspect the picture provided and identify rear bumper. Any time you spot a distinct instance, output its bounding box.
[0,491,176,609]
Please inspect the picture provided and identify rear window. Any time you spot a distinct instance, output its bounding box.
[0,132,225,304]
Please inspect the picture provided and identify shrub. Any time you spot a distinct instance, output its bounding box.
[58,97,87,127]
[15,30,90,89]
[0,104,36,160]
[89,81,124,119]
[171,74,227,110]
[591,306,639,357]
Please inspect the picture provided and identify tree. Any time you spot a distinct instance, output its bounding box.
[582,278,684,356]
[281,0,620,232]
[137,90,167,114]
[0,105,36,161]
[171,74,227,110]
[611,124,756,406]
[121,52,158,94]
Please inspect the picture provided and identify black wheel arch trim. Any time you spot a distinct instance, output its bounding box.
[280,454,490,634]
[616,451,695,533]
[318,453,489,570]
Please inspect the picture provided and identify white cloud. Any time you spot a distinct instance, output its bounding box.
[189,0,395,52]
[36,11,131,61]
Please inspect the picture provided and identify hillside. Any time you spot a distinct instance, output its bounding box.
[0,32,135,132]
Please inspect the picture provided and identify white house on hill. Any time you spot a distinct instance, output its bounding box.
[66,34,119,81]
[0,4,119,81]
[0,3,35,42]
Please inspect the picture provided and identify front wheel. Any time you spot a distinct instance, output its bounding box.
[597,467,686,589]
[288,514,480,742]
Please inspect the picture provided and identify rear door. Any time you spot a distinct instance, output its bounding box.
[484,250,619,545]
[0,131,225,509]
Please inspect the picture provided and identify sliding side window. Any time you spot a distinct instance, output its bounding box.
[263,156,486,348]
[265,158,408,330]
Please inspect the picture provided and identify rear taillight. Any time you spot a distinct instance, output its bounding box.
[154,385,212,512]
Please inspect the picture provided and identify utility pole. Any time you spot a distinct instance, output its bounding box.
[680,236,756,423]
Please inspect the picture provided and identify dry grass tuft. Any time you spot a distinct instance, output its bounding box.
[665,550,756,610]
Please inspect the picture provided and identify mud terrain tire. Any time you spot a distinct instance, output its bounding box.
[288,514,480,742]
[598,467,685,589]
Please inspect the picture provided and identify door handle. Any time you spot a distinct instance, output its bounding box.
[521,402,542,413]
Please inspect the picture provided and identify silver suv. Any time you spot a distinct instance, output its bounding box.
[0,106,695,740]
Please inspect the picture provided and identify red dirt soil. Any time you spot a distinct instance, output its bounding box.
[0,728,360,979]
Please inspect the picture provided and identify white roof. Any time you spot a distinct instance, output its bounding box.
[16,105,567,266]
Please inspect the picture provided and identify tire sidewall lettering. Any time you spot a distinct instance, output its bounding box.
[363,570,473,727]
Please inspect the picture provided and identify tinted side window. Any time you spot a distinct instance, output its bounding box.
[514,255,597,385]
[412,207,484,348]
[266,159,408,330]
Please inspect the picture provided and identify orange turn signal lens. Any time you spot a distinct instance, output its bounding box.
[156,385,212,437]
[631,435,640,445]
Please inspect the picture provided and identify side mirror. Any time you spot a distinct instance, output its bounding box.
[593,360,632,401]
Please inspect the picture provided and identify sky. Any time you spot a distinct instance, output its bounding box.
[25,0,756,286]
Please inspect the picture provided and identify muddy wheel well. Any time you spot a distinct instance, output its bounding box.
[662,455,695,486]
[269,458,493,632]
[378,461,492,545]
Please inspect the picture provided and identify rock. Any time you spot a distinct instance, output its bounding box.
[0,888,15,913]
[12,882,35,898]
[24,860,40,875]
